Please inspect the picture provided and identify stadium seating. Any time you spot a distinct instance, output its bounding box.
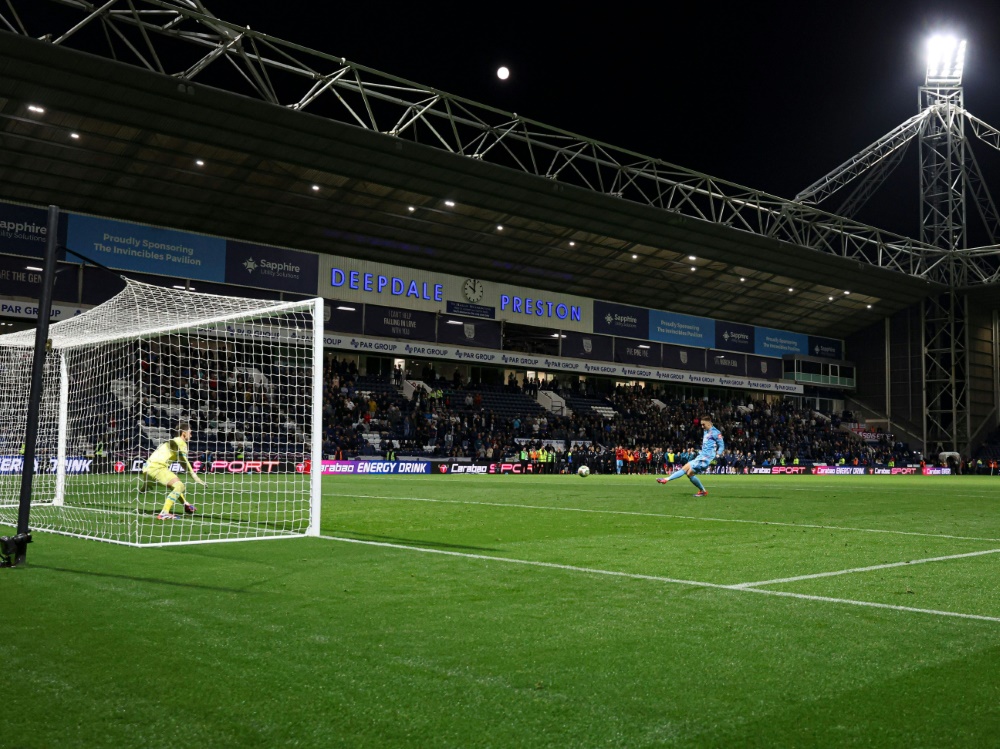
[114,345,926,467]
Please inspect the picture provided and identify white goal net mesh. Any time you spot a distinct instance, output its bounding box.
[0,278,322,546]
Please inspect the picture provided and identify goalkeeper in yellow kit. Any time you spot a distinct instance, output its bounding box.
[139,422,205,520]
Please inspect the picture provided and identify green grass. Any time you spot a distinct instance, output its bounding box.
[4,474,313,544]
[5,474,1000,747]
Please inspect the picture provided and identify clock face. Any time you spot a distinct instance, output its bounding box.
[462,278,484,303]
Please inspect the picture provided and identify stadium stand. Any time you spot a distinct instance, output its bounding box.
[307,366,926,470]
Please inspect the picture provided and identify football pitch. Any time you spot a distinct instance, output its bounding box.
[5,474,1000,747]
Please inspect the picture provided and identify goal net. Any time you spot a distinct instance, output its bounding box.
[0,278,322,546]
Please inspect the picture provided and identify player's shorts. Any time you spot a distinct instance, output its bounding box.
[688,456,712,474]
[142,463,178,488]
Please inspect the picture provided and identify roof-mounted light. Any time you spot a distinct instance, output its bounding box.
[926,35,966,85]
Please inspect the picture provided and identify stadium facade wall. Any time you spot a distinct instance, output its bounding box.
[845,318,887,413]
[846,306,925,447]
[847,297,1000,456]
[0,198,841,362]
[888,306,924,430]
[969,302,998,446]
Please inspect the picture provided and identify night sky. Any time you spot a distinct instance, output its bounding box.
[15,0,1000,242]
[204,0,1000,242]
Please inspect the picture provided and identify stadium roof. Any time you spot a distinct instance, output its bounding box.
[0,26,943,340]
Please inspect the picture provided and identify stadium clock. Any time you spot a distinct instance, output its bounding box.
[462,278,484,303]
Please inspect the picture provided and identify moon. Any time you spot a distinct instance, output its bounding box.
[497,66,510,80]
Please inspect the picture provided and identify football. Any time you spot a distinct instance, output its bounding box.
[577,465,590,477]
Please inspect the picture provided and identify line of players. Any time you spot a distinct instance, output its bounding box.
[570,414,724,496]
[140,415,724,516]
[571,427,723,476]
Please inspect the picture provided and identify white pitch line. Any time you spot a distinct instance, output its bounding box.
[326,492,1000,543]
[320,534,734,590]
[732,547,1000,588]
[319,535,1000,624]
[737,587,1000,623]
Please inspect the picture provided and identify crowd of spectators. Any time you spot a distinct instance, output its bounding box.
[318,358,926,471]
[124,337,310,456]
[86,348,995,473]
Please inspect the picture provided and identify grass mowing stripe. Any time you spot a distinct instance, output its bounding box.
[732,547,1000,588]
[326,491,1000,543]
[319,534,1000,624]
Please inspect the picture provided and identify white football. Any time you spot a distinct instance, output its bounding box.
[577,465,590,477]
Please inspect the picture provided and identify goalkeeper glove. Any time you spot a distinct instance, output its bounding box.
[184,502,197,514]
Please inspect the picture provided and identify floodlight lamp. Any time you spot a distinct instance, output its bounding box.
[926,35,966,85]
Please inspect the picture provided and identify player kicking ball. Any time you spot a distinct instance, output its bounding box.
[137,421,206,519]
[657,414,724,496]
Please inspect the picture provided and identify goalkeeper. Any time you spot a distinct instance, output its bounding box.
[139,422,205,519]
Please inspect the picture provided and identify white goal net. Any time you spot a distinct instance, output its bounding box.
[0,278,322,546]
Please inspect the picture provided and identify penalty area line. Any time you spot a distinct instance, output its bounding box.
[732,547,1000,588]
[319,534,731,590]
[319,535,1000,624]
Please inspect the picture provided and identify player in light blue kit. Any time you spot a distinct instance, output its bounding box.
[656,414,724,496]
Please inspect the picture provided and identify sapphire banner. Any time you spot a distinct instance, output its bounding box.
[808,336,844,359]
[0,201,64,258]
[715,321,755,353]
[593,300,648,337]
[226,240,318,293]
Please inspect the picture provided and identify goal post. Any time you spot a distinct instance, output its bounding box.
[0,278,323,547]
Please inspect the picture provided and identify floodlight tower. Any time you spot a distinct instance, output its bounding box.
[920,35,968,252]
[919,35,969,458]
[795,35,993,456]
